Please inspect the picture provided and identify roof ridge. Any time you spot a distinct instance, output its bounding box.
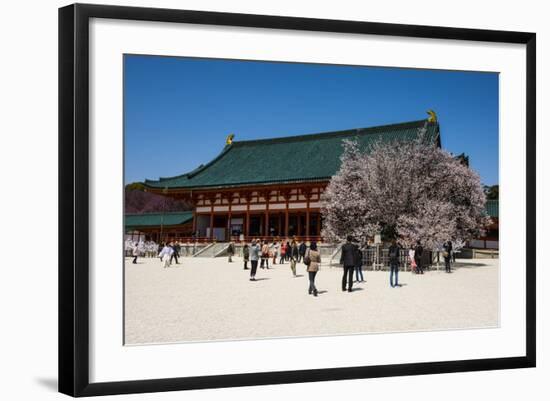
[142,119,438,188]
[231,119,431,147]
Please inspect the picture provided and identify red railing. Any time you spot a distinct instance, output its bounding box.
[168,235,324,244]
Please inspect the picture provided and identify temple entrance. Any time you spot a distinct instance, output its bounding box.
[196,210,323,241]
[196,214,210,238]
[248,215,263,237]
[206,215,228,241]
[308,212,321,236]
[268,213,283,237]
[288,215,298,236]
[229,216,244,238]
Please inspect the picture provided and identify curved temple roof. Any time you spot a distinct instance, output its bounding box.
[143,119,440,190]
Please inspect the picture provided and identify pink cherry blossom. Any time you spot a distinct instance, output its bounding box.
[321,124,490,249]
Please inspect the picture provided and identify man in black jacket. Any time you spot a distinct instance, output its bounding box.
[414,240,424,274]
[340,235,357,292]
[298,241,307,263]
[443,240,452,273]
[170,241,180,265]
[388,240,400,287]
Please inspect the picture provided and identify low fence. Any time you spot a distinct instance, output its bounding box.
[166,236,325,244]
[358,248,425,271]
[329,247,437,271]
[469,239,499,249]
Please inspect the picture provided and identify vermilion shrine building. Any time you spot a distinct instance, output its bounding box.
[140,119,441,242]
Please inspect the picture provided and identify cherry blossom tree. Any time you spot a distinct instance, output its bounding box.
[320,139,381,247]
[321,124,490,249]
[125,189,192,213]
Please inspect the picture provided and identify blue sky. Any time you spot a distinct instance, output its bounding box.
[124,55,499,185]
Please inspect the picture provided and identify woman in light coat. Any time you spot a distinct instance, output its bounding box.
[306,242,321,296]
[408,246,416,273]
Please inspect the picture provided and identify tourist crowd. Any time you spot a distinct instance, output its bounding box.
[238,236,455,294]
[126,235,455,296]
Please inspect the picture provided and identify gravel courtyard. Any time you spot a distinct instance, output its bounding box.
[124,256,499,345]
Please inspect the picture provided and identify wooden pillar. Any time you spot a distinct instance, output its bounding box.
[264,190,269,238]
[304,189,311,240]
[245,193,250,238]
[227,211,232,241]
[305,210,310,239]
[285,206,289,238]
[209,211,214,240]
[316,213,321,236]
[227,193,232,242]
[192,212,197,237]
[282,190,289,238]
[209,195,215,240]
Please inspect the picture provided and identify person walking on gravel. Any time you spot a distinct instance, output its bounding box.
[340,236,357,292]
[306,242,321,296]
[242,243,250,270]
[289,240,299,277]
[249,240,260,281]
[227,241,235,263]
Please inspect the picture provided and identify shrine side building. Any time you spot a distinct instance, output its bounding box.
[141,119,441,242]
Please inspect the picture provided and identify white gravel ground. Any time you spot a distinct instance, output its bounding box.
[124,256,499,345]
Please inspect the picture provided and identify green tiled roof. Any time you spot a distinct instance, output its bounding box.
[144,119,439,190]
[486,199,498,218]
[125,211,193,229]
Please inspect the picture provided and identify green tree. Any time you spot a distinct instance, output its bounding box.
[125,182,146,191]
[484,185,499,200]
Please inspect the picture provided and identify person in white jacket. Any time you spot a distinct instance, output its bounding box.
[158,242,174,269]
[125,238,133,257]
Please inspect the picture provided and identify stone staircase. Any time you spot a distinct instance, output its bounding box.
[193,242,229,258]
[327,245,342,267]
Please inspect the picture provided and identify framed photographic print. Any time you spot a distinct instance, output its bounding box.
[58,3,536,397]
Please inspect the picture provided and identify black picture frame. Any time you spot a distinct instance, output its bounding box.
[59,3,536,397]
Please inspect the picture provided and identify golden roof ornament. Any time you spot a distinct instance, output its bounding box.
[427,110,437,123]
[226,133,235,145]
